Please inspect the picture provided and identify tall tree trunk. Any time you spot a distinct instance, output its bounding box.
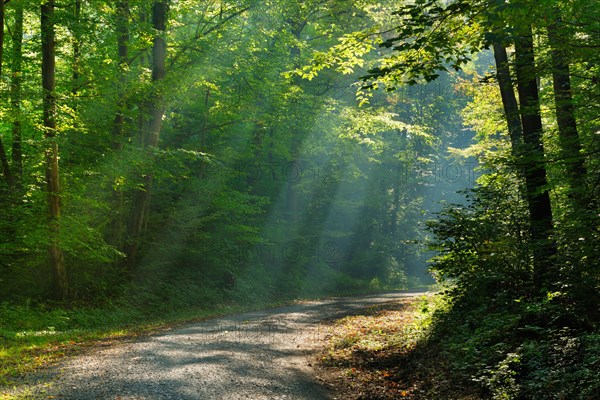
[11,0,24,184]
[493,43,523,158]
[492,41,530,248]
[71,0,82,105]
[148,0,167,148]
[284,22,305,220]
[547,16,597,311]
[547,20,588,210]
[124,1,168,270]
[42,0,68,301]
[513,26,556,290]
[0,140,12,187]
[0,0,15,188]
[113,0,130,153]
[202,89,209,151]
[111,0,130,251]
[197,88,210,180]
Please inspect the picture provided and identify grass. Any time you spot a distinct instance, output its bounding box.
[0,298,288,396]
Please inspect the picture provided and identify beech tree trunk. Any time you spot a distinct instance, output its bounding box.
[0,0,15,188]
[124,1,168,270]
[493,43,523,158]
[284,21,305,219]
[71,0,82,103]
[547,20,588,211]
[42,0,68,301]
[113,0,130,153]
[111,0,130,251]
[11,0,24,184]
[513,26,556,290]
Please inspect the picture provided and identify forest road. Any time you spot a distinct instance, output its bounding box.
[15,291,426,400]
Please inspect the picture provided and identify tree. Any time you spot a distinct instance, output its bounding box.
[124,1,168,269]
[110,0,130,251]
[0,0,15,188]
[547,13,588,212]
[10,0,24,185]
[41,0,68,301]
[512,24,556,289]
[492,43,523,160]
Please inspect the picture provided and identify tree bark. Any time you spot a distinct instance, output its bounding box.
[0,0,15,188]
[513,26,556,290]
[124,1,168,269]
[547,20,588,210]
[42,0,68,301]
[114,0,130,144]
[11,0,24,183]
[71,0,82,105]
[284,21,305,219]
[111,0,130,251]
[0,139,13,187]
[493,43,523,158]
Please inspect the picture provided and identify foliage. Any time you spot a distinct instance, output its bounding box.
[300,0,600,398]
[0,0,597,398]
[1,0,443,307]
[0,2,459,390]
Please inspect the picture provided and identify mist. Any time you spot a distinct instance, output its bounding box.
[0,0,481,307]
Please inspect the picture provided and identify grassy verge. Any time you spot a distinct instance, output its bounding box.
[0,298,292,394]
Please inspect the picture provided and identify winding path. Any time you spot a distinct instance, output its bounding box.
[13,291,423,399]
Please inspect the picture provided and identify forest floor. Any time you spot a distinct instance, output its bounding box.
[314,293,475,399]
[2,291,427,399]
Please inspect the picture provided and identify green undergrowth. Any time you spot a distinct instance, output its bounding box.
[427,286,600,400]
[319,286,600,399]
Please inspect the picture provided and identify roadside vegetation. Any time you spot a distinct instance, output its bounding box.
[318,295,444,399]
[0,294,254,389]
[310,0,600,398]
[319,292,600,399]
